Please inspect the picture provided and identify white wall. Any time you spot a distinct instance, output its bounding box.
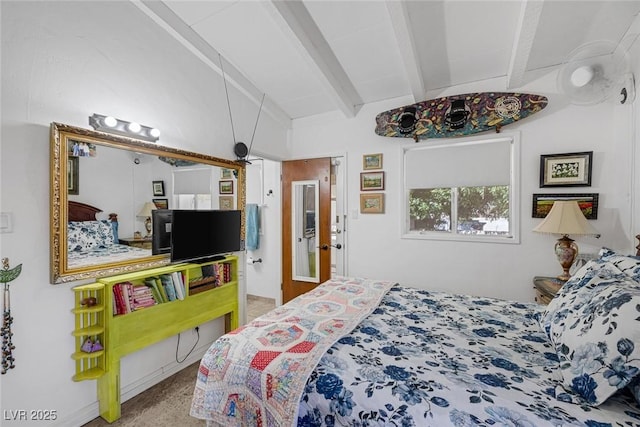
[0,2,289,425]
[289,70,638,302]
[245,159,282,305]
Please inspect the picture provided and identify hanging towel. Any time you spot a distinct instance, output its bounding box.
[246,204,260,250]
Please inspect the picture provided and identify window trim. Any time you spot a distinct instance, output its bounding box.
[401,132,520,244]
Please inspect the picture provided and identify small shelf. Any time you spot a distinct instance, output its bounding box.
[71,349,105,360]
[72,367,106,382]
[71,304,105,314]
[72,325,105,336]
[71,282,106,382]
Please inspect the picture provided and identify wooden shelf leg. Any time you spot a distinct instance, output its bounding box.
[97,358,121,423]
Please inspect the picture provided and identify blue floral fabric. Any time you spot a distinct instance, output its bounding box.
[67,220,115,251]
[296,286,640,426]
[546,266,640,405]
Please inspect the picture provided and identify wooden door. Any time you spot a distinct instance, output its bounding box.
[282,158,332,303]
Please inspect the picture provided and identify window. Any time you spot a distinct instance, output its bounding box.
[173,168,213,210]
[403,135,520,243]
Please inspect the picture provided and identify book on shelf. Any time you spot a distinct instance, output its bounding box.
[144,277,165,304]
[171,271,185,300]
[159,274,177,301]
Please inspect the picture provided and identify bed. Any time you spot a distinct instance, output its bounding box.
[190,248,640,426]
[67,201,151,268]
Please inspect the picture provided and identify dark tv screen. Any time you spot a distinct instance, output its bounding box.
[170,209,241,263]
[152,209,173,255]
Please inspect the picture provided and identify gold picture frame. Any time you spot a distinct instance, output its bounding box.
[363,153,383,170]
[219,196,234,210]
[360,193,384,214]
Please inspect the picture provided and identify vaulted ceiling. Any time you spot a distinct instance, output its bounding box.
[134,1,640,127]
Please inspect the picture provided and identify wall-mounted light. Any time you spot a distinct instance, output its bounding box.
[89,113,160,142]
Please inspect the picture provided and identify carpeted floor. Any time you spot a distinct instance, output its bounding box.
[82,295,276,426]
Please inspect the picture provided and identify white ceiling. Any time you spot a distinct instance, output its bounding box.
[135,1,640,127]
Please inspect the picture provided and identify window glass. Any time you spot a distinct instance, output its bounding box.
[403,135,519,243]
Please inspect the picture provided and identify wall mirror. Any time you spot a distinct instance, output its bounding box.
[50,122,245,284]
[291,180,319,283]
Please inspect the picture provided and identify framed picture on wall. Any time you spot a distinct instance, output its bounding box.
[152,198,168,209]
[363,153,383,170]
[540,151,593,187]
[360,193,384,214]
[532,193,599,219]
[68,157,79,195]
[360,171,385,191]
[152,180,165,196]
[219,180,234,194]
[219,196,234,210]
[220,168,233,179]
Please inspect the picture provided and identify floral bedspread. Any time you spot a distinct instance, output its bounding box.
[297,286,640,426]
[67,244,151,268]
[190,277,395,426]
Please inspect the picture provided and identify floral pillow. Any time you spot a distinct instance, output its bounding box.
[548,275,640,405]
[599,248,640,282]
[67,220,115,252]
[536,255,623,339]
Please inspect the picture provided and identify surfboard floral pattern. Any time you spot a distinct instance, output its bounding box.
[374,92,548,140]
[297,286,640,426]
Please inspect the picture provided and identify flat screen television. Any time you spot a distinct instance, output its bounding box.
[170,209,242,263]
[152,209,173,255]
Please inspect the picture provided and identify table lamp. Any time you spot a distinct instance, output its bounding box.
[137,202,157,238]
[533,200,599,281]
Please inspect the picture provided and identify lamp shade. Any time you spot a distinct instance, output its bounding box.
[137,202,157,218]
[532,200,598,236]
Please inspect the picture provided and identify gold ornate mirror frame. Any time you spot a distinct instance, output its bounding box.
[50,122,246,284]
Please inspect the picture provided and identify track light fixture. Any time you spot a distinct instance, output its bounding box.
[89,113,160,142]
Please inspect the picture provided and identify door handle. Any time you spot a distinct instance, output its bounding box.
[320,243,342,250]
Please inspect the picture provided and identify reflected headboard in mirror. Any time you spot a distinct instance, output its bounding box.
[50,122,246,284]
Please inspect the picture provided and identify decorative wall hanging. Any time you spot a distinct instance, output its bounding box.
[363,153,383,170]
[540,151,593,187]
[360,193,385,214]
[152,180,165,196]
[360,172,385,191]
[532,193,599,219]
[1,258,21,374]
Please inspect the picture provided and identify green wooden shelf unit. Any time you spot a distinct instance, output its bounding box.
[70,255,239,423]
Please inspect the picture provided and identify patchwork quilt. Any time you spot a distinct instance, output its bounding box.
[191,258,640,427]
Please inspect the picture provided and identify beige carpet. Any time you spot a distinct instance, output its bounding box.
[82,295,276,426]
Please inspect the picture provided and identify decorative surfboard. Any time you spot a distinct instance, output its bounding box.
[375,92,548,141]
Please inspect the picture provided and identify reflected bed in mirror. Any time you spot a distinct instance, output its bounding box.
[50,122,246,284]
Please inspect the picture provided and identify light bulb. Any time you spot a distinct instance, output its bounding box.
[127,122,141,133]
[103,116,117,127]
[149,128,161,138]
[570,66,594,87]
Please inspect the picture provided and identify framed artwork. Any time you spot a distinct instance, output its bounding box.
[220,168,233,179]
[363,153,383,170]
[532,193,599,219]
[152,198,168,209]
[219,196,234,210]
[68,157,79,195]
[219,180,234,194]
[360,193,384,214]
[540,151,592,187]
[152,180,165,196]
[360,171,385,191]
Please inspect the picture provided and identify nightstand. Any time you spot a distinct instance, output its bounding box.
[119,236,152,249]
[533,276,565,305]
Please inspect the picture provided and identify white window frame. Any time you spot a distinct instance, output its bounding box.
[402,132,520,244]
